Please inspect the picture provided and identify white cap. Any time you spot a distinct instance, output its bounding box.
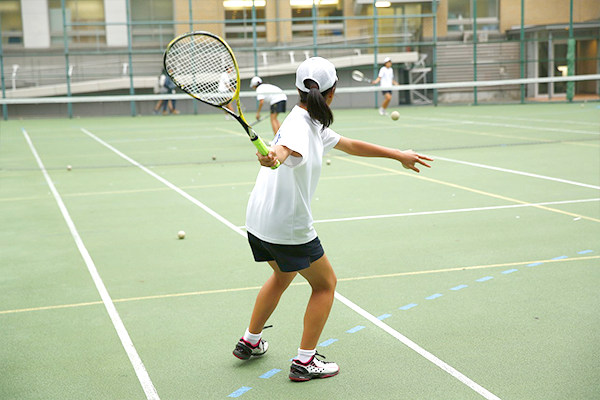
[295,57,338,93]
[250,76,262,88]
[384,57,392,63]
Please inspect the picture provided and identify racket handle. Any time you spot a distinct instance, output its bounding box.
[253,136,280,169]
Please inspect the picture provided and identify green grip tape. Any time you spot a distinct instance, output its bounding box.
[253,137,280,169]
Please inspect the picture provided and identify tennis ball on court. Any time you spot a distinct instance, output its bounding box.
[177,230,186,239]
[67,165,72,171]
[212,155,217,160]
[390,111,400,121]
[326,159,331,165]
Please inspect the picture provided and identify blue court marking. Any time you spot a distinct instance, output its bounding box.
[425,293,443,300]
[578,250,593,254]
[399,303,418,310]
[450,285,468,291]
[377,314,392,320]
[319,338,338,347]
[501,269,518,274]
[527,262,543,267]
[259,369,282,379]
[228,386,252,398]
[476,276,494,282]
[552,255,568,260]
[346,326,366,333]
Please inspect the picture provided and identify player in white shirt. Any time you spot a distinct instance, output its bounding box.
[219,67,236,119]
[233,57,433,381]
[371,57,399,116]
[250,76,288,136]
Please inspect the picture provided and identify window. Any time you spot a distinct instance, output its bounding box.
[0,0,22,46]
[130,0,174,44]
[447,0,498,33]
[291,0,343,38]
[224,1,266,42]
[49,0,106,45]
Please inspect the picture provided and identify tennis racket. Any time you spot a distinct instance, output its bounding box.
[352,70,372,83]
[164,31,279,168]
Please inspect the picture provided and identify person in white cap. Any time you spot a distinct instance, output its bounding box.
[250,76,288,136]
[233,57,433,381]
[219,66,236,119]
[371,57,399,115]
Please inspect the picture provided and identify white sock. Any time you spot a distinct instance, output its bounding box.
[243,328,261,346]
[296,348,316,364]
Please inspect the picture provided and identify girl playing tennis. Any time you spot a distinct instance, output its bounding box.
[233,57,433,381]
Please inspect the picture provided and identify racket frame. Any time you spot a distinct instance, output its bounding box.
[352,70,371,83]
[164,31,278,168]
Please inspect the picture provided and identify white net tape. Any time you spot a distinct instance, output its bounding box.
[164,33,237,106]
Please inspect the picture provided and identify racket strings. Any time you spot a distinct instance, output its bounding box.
[165,34,238,106]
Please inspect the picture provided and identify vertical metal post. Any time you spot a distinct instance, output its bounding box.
[472,0,477,105]
[373,0,379,108]
[432,0,438,106]
[312,1,318,56]
[548,31,553,101]
[189,0,197,114]
[520,0,525,103]
[252,1,258,76]
[0,17,8,120]
[61,0,73,118]
[567,0,574,102]
[125,0,136,116]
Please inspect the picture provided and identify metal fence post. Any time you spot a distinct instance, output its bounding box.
[125,0,136,116]
[0,18,7,120]
[61,0,73,118]
[472,0,477,105]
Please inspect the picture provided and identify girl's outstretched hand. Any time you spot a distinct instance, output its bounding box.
[400,149,433,173]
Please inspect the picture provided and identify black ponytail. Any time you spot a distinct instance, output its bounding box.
[299,79,335,129]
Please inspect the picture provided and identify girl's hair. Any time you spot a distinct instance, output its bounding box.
[299,79,335,129]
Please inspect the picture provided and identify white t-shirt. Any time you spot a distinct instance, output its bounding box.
[378,66,395,87]
[246,106,341,245]
[256,83,287,105]
[218,72,231,92]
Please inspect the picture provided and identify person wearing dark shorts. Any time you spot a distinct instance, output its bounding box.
[233,57,433,381]
[247,232,324,272]
[250,76,288,136]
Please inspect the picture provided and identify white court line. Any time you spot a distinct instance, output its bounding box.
[334,292,501,400]
[432,156,600,190]
[309,198,599,225]
[22,128,160,400]
[81,127,501,399]
[406,116,599,136]
[434,112,600,128]
[232,198,599,228]
[81,128,245,236]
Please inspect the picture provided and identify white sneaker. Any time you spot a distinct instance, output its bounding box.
[232,337,269,360]
[378,107,386,116]
[289,352,339,381]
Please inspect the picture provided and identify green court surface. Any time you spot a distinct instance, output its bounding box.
[1,103,599,399]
